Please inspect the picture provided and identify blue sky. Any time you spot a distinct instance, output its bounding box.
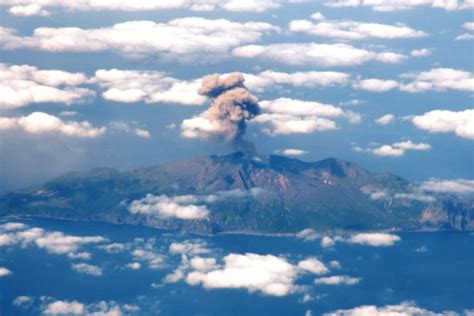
[0,0,473,192]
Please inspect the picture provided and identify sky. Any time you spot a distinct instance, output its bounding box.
[0,0,473,193]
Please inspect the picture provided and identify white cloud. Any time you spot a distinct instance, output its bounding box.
[361,185,435,203]
[233,43,406,67]
[354,79,399,92]
[8,4,49,16]
[375,114,395,125]
[400,68,474,93]
[289,19,426,40]
[0,224,106,259]
[3,0,281,14]
[358,140,432,157]
[321,236,336,248]
[279,149,308,156]
[456,33,474,40]
[457,22,474,40]
[71,263,103,276]
[41,299,133,316]
[221,0,281,12]
[12,296,34,308]
[186,253,298,296]
[169,241,210,256]
[92,68,351,107]
[43,300,85,315]
[1,18,278,60]
[134,128,151,138]
[410,48,431,57]
[324,0,474,11]
[0,63,94,109]
[311,11,326,20]
[129,194,212,220]
[296,228,320,241]
[93,69,206,105]
[252,98,360,135]
[244,70,350,92]
[324,301,460,316]
[314,275,361,285]
[130,190,264,220]
[0,222,27,231]
[420,178,474,194]
[411,109,474,139]
[126,262,142,270]
[109,121,151,138]
[131,247,164,269]
[0,267,12,277]
[0,112,106,138]
[348,233,401,247]
[297,258,329,275]
[463,22,474,31]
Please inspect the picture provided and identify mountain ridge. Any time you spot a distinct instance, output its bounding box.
[1,152,472,234]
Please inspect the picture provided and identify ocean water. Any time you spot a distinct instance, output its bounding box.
[0,218,473,315]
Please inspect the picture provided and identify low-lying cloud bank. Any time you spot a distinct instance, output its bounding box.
[164,240,358,297]
[323,301,472,316]
[297,230,402,248]
[0,222,106,259]
[129,189,265,220]
[0,112,106,138]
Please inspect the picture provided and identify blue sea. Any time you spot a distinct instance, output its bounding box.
[1,218,473,315]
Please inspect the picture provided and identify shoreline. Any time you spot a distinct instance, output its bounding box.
[1,214,472,237]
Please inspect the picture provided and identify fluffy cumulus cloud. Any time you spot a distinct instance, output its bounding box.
[243,70,351,92]
[233,43,406,67]
[71,263,103,276]
[99,237,165,270]
[411,109,474,139]
[348,233,401,247]
[314,275,361,285]
[289,19,427,40]
[129,189,264,220]
[186,253,299,296]
[355,140,431,157]
[8,4,49,16]
[420,179,474,194]
[0,223,106,259]
[1,18,278,59]
[109,121,151,138]
[456,22,474,40]
[361,185,435,203]
[324,301,462,316]
[354,79,399,92]
[129,194,213,220]
[0,63,94,109]
[166,242,334,297]
[324,0,474,11]
[400,68,474,93]
[0,267,12,277]
[12,296,34,308]
[375,114,395,125]
[41,299,137,316]
[3,0,281,15]
[254,98,360,135]
[297,258,329,275]
[93,69,206,105]
[0,112,106,138]
[278,149,309,156]
[411,48,431,57]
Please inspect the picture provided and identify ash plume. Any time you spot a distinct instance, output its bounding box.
[181,72,260,151]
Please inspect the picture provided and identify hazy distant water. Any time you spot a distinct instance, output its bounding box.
[1,218,473,315]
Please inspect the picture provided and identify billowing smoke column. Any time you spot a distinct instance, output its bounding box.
[181,72,260,152]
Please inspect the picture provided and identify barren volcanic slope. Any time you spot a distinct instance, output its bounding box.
[1,152,472,234]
